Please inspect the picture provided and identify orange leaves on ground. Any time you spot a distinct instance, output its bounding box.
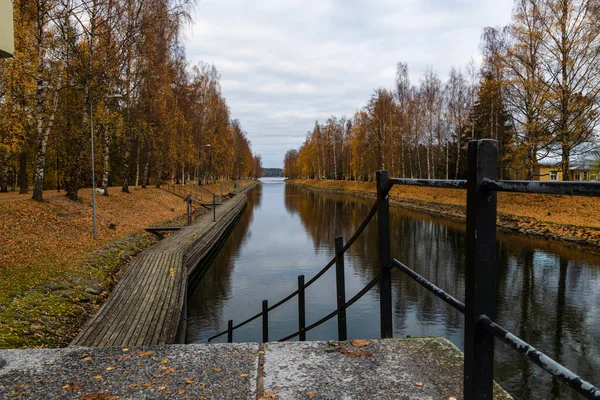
[136,350,155,357]
[350,339,370,347]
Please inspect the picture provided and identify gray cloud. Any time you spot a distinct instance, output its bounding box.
[185,0,513,167]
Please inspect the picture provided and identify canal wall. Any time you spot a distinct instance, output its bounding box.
[287,179,600,253]
[70,187,255,348]
[0,338,512,399]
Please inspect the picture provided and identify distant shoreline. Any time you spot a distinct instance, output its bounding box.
[286,178,600,254]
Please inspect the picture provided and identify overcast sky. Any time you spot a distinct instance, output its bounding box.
[185,0,514,168]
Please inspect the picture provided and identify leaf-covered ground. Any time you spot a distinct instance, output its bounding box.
[0,181,255,349]
[289,179,600,249]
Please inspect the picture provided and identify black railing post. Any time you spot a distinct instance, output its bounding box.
[464,139,498,399]
[262,300,269,343]
[376,170,393,338]
[227,319,233,343]
[335,236,347,341]
[298,275,306,341]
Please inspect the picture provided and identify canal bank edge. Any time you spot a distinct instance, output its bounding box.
[286,179,600,254]
[0,337,512,399]
[70,182,258,348]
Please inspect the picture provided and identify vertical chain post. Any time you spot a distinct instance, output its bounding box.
[376,170,393,338]
[335,236,347,341]
[464,139,498,399]
[227,319,233,343]
[262,300,269,343]
[298,275,306,341]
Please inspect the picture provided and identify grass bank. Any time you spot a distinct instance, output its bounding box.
[287,179,600,251]
[0,180,255,349]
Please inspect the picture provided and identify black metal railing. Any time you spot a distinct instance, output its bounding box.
[207,139,600,400]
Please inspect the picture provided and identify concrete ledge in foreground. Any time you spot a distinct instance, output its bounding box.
[0,338,512,399]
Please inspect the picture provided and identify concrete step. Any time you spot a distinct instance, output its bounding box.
[0,338,512,399]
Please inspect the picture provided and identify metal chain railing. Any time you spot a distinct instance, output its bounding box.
[206,139,600,400]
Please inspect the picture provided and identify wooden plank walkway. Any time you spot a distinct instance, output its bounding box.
[70,192,249,347]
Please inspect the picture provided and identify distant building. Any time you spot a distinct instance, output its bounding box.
[535,160,599,181]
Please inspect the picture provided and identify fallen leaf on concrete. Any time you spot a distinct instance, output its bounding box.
[122,348,129,352]
[449,397,457,400]
[62,382,82,391]
[350,339,371,348]
[94,375,102,380]
[213,368,222,372]
[177,389,185,395]
[136,350,155,357]
[306,391,316,398]
[105,367,114,371]
[263,391,278,398]
[239,373,249,378]
[160,359,168,364]
[80,394,118,400]
[121,355,131,361]
[82,357,93,361]
[142,382,155,387]
[185,379,194,384]
[129,384,137,389]
[416,382,424,387]
[158,386,166,391]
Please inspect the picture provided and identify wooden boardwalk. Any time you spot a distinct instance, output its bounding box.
[71,192,249,347]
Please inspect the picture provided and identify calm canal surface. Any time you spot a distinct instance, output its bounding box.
[187,178,600,400]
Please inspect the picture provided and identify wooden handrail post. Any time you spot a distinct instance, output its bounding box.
[298,275,306,341]
[185,195,192,225]
[376,170,393,338]
[262,300,269,343]
[335,236,347,341]
[464,139,498,399]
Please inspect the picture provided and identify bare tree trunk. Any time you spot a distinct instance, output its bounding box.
[33,68,63,201]
[426,144,431,179]
[102,127,110,196]
[417,144,422,178]
[455,136,461,179]
[0,152,8,192]
[142,159,150,188]
[19,152,28,194]
[135,140,140,189]
[155,164,162,188]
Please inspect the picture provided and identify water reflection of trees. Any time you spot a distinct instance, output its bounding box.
[285,184,600,400]
[186,184,262,341]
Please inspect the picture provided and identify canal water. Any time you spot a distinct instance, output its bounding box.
[187,178,600,400]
